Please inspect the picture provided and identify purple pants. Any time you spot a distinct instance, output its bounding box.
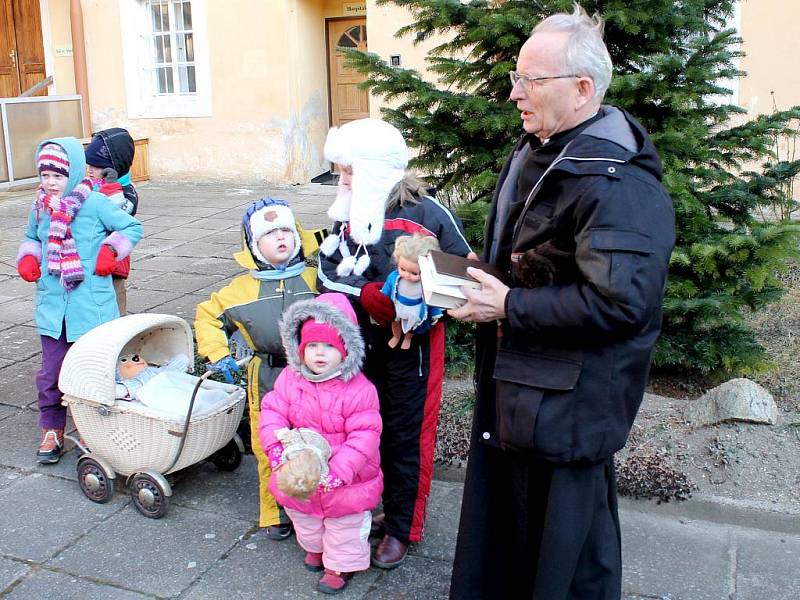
[37,328,72,429]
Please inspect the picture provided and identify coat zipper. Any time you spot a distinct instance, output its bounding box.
[511,149,627,245]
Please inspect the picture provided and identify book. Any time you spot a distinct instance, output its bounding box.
[418,254,467,309]
[419,251,509,310]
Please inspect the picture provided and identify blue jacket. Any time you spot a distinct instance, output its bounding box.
[18,137,143,342]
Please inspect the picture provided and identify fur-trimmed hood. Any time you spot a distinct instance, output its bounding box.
[279,293,365,381]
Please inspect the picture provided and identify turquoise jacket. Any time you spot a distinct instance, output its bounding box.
[18,137,143,342]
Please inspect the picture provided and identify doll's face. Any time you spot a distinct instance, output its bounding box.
[397,256,421,283]
[118,354,148,379]
[303,342,342,374]
[39,170,68,199]
[257,228,296,266]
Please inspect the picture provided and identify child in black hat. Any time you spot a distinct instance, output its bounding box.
[85,128,139,314]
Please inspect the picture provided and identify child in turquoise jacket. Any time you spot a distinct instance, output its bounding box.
[16,137,143,463]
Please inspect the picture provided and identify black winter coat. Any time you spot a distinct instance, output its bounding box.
[475,105,675,463]
[93,128,139,216]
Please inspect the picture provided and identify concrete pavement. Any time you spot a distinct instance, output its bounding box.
[0,180,798,599]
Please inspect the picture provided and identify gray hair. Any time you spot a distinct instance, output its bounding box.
[532,3,613,100]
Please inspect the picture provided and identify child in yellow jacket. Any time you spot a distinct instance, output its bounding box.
[195,198,324,539]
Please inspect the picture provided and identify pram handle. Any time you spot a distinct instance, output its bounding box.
[164,357,251,474]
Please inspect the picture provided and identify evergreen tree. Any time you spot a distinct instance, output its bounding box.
[346,0,800,376]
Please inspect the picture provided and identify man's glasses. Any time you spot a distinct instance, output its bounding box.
[508,71,578,88]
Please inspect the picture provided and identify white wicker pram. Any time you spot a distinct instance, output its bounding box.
[59,313,246,518]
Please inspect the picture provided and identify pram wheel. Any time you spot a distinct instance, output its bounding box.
[210,434,244,472]
[130,473,170,518]
[77,457,115,503]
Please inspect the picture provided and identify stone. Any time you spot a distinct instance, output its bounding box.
[685,378,777,427]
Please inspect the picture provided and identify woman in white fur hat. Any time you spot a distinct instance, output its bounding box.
[317,118,474,569]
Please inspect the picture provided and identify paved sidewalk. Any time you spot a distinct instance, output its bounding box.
[0,181,798,599]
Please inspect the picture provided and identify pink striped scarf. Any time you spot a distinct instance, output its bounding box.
[35,178,92,290]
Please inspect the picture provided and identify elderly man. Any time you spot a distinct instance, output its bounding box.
[448,5,675,599]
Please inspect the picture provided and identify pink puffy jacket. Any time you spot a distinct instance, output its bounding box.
[259,293,382,518]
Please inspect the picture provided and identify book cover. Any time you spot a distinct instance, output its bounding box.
[428,250,509,286]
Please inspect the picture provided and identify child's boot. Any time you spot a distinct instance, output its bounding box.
[37,428,64,464]
[318,569,352,595]
[266,506,294,540]
[304,552,323,572]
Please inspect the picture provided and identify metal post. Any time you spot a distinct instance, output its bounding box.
[69,0,91,137]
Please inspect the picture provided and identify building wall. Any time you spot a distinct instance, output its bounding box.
[36,0,800,183]
[737,0,800,116]
[43,0,333,182]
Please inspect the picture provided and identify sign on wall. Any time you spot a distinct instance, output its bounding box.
[344,2,366,16]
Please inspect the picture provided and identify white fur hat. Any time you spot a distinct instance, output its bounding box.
[323,118,408,246]
[247,198,301,266]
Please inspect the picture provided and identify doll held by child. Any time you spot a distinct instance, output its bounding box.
[274,427,332,501]
[380,233,443,350]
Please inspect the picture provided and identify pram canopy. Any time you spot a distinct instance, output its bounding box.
[59,313,194,406]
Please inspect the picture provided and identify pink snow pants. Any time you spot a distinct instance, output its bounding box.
[284,508,371,573]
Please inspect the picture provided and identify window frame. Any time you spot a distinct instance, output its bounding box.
[119,0,212,118]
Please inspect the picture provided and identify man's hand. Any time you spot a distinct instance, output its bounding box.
[448,267,510,323]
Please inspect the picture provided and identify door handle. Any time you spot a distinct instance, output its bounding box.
[9,49,16,68]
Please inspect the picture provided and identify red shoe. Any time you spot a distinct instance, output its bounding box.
[304,551,323,572]
[318,569,352,594]
[37,429,64,464]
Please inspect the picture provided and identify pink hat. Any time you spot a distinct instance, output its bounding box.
[299,318,346,360]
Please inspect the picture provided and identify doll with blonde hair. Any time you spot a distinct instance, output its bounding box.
[381,233,443,350]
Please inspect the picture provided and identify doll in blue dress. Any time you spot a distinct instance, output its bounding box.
[380,233,443,350]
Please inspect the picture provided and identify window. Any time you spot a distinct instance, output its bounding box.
[149,0,195,95]
[120,0,211,118]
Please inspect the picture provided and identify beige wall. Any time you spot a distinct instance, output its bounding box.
[738,0,800,115]
[38,1,798,183]
[43,0,336,182]
[365,0,452,119]
[44,0,76,95]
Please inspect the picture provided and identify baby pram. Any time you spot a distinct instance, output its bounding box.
[59,313,246,518]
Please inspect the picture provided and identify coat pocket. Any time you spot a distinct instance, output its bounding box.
[492,349,581,451]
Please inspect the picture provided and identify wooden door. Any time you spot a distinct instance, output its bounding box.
[0,1,20,97]
[12,0,46,96]
[327,17,369,128]
[0,0,46,97]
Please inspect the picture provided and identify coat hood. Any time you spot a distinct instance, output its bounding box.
[569,105,664,181]
[280,293,365,381]
[36,137,87,196]
[93,128,135,176]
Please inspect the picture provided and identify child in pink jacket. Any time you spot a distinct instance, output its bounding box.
[259,292,382,595]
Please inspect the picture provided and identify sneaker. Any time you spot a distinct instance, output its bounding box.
[304,551,323,572]
[37,429,64,464]
[318,569,352,595]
